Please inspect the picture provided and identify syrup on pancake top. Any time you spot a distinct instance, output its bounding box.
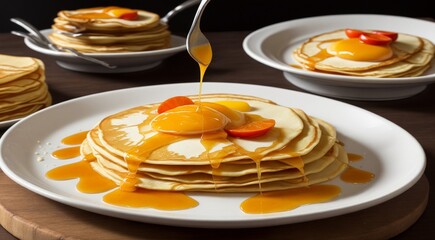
[49,6,171,53]
[292,28,434,77]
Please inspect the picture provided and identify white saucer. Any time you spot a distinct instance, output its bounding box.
[24,29,186,73]
[283,72,427,101]
[243,14,435,101]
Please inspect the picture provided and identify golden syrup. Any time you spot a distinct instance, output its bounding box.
[341,153,375,183]
[298,36,393,70]
[46,160,117,193]
[61,131,88,145]
[241,185,341,214]
[51,131,88,159]
[327,38,392,61]
[51,146,81,160]
[190,43,212,100]
[103,188,198,210]
[348,153,364,162]
[69,7,136,19]
[120,133,187,191]
[190,41,218,189]
[47,131,198,210]
[340,166,375,184]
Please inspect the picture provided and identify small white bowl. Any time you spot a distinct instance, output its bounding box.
[24,29,186,73]
[243,14,435,101]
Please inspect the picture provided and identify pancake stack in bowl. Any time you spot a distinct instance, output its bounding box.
[49,6,171,53]
[81,94,349,193]
[0,54,52,121]
[292,29,434,77]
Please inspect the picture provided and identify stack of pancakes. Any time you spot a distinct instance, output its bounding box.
[292,29,434,77]
[81,94,349,192]
[49,6,171,53]
[0,54,51,121]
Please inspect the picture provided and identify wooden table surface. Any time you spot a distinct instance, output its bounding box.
[0,30,434,239]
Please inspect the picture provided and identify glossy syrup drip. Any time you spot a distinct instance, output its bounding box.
[120,133,187,191]
[46,131,198,210]
[341,166,375,183]
[341,153,375,184]
[241,185,341,214]
[46,160,117,193]
[61,130,88,145]
[103,188,198,210]
[348,153,364,162]
[51,146,81,160]
[190,42,222,188]
[190,43,212,101]
[51,131,88,159]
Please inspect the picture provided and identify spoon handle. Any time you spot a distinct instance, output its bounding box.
[62,47,117,69]
[161,0,201,24]
[10,18,51,44]
[11,18,117,69]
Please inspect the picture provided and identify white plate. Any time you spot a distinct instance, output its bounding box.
[24,29,186,73]
[243,14,435,100]
[0,82,426,228]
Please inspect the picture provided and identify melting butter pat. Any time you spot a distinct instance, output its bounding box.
[215,101,251,112]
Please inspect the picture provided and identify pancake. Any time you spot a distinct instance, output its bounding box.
[292,29,434,77]
[54,7,161,33]
[81,93,349,192]
[0,55,40,83]
[49,6,172,53]
[97,94,304,164]
[0,55,52,121]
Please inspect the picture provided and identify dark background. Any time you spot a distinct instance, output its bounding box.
[1,0,434,36]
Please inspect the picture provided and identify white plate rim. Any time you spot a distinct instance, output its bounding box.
[25,29,186,58]
[243,14,435,85]
[0,82,426,228]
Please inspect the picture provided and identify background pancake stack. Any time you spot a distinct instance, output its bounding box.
[81,94,349,193]
[49,7,171,53]
[293,29,435,77]
[0,54,51,121]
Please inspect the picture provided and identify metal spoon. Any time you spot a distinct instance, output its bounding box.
[11,30,47,48]
[160,0,201,24]
[186,0,212,66]
[10,17,117,69]
[55,0,201,38]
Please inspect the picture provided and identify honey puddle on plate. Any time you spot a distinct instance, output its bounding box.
[340,153,375,184]
[45,131,374,214]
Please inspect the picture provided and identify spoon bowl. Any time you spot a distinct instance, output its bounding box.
[186,0,212,66]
